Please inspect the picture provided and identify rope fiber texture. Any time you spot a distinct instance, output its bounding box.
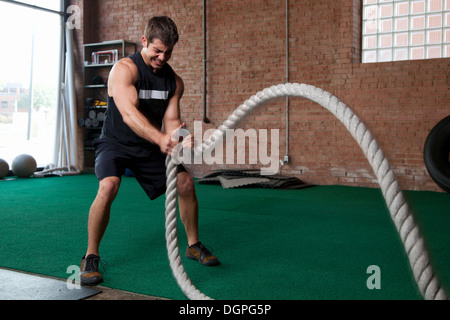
[165,83,447,300]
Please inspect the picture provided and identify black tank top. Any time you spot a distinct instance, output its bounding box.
[100,51,177,156]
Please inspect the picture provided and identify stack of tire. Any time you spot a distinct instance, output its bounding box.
[423,115,450,193]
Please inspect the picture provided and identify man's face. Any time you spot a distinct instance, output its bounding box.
[142,37,173,71]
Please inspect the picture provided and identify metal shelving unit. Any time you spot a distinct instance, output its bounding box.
[81,40,137,169]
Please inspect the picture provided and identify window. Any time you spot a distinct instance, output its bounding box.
[362,0,450,63]
[0,0,62,167]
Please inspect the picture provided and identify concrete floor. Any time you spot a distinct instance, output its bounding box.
[0,267,167,300]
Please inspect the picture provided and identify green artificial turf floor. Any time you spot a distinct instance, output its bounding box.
[1,173,449,300]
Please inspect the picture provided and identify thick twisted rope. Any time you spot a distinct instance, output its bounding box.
[165,156,212,300]
[165,83,447,300]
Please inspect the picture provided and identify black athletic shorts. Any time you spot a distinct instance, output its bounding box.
[93,138,187,200]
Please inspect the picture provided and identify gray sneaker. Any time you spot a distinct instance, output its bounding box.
[80,254,104,286]
[186,242,220,266]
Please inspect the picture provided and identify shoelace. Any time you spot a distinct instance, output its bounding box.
[85,256,108,272]
[192,242,215,256]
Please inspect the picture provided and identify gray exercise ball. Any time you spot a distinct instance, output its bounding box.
[12,154,37,178]
[0,158,9,179]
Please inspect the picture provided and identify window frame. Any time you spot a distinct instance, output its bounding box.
[362,0,450,63]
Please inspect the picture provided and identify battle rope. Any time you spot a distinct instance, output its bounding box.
[165,83,447,300]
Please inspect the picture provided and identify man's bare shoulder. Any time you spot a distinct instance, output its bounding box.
[172,70,184,96]
[108,57,139,96]
[108,57,138,89]
[111,57,137,76]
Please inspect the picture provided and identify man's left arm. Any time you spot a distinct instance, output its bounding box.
[163,72,184,132]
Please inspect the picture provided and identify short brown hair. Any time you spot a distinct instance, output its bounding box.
[144,16,179,47]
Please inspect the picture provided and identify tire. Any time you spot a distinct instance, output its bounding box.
[423,115,450,193]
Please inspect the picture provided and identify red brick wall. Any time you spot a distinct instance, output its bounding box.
[72,0,450,192]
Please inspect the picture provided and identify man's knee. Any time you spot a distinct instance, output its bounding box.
[177,172,195,197]
[98,177,121,200]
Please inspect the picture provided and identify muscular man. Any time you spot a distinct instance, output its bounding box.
[80,16,219,286]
